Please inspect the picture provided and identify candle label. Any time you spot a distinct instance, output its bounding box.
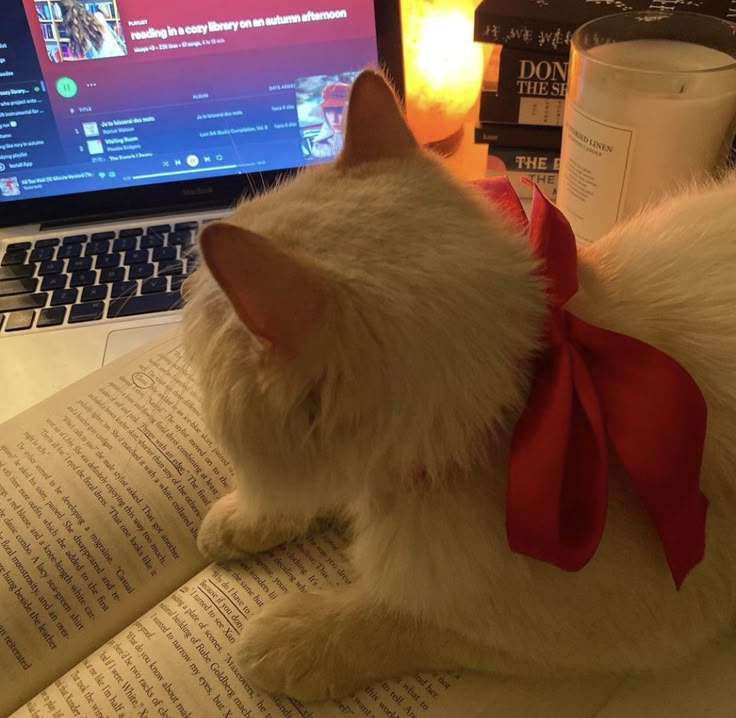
[557,104,635,244]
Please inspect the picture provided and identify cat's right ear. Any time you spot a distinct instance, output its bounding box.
[338,69,419,168]
[198,222,327,356]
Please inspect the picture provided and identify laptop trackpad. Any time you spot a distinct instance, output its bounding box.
[103,323,179,365]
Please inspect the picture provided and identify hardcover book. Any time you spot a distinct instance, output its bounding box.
[479,92,565,126]
[488,146,561,173]
[475,122,563,150]
[486,168,559,201]
[474,0,736,53]
[486,147,560,200]
[496,46,569,99]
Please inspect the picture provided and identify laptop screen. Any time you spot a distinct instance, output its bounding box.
[1,0,383,205]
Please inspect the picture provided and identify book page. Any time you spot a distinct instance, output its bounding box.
[13,529,493,718]
[0,330,232,716]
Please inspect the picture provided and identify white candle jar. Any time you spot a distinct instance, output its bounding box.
[556,12,736,244]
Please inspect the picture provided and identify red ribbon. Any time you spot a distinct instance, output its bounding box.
[474,177,708,588]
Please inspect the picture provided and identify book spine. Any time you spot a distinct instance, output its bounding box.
[473,11,574,53]
[642,0,736,18]
[475,123,562,150]
[488,170,559,201]
[479,92,565,126]
[487,147,561,174]
[474,2,736,51]
[497,47,569,99]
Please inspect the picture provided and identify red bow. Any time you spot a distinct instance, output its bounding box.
[474,178,708,588]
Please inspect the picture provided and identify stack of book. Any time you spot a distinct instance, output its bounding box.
[473,0,736,200]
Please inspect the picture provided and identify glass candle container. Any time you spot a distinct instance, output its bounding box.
[556,11,736,244]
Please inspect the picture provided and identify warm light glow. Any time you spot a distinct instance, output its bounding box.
[403,0,485,146]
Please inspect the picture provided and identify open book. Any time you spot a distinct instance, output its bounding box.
[2,330,734,718]
[0,330,504,718]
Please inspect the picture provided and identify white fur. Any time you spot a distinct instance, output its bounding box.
[182,132,736,699]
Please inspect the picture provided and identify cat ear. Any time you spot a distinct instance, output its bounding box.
[339,69,419,167]
[199,222,327,354]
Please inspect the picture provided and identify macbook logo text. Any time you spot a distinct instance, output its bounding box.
[181,185,215,197]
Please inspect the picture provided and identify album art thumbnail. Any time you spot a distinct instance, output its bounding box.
[34,0,127,63]
[296,71,360,161]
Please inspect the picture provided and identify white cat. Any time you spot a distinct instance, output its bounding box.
[181,69,736,702]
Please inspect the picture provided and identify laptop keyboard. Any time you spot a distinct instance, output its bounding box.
[0,221,205,334]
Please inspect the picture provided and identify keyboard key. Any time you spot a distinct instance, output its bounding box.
[128,263,154,280]
[85,240,111,255]
[141,277,167,294]
[41,274,67,291]
[147,224,170,234]
[96,253,120,269]
[153,246,176,261]
[100,267,125,283]
[174,221,199,231]
[58,244,82,259]
[7,242,31,251]
[30,246,55,262]
[37,306,67,327]
[108,290,181,318]
[119,227,143,237]
[38,260,64,275]
[140,235,163,249]
[158,260,184,276]
[170,275,187,291]
[113,237,136,252]
[68,256,92,272]
[51,288,78,305]
[168,230,192,246]
[0,265,35,281]
[62,234,87,244]
[124,249,148,265]
[82,285,107,302]
[0,292,47,313]
[70,270,97,287]
[0,277,38,297]
[111,280,137,298]
[69,301,105,323]
[2,251,28,266]
[36,238,60,248]
[91,231,115,241]
[5,310,34,331]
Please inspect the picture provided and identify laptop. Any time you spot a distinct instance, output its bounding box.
[0,0,405,422]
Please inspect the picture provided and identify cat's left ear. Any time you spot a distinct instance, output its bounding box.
[338,69,419,167]
[199,222,327,355]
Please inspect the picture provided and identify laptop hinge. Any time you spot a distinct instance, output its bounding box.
[39,202,230,231]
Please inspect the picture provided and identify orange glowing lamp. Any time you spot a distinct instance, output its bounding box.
[402,0,485,152]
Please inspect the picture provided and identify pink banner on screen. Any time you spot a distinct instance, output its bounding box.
[23,0,375,74]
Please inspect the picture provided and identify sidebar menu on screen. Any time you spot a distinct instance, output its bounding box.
[0,1,64,199]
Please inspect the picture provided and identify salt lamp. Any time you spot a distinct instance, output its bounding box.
[402,0,485,154]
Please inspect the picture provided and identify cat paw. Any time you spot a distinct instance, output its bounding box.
[197,493,307,562]
[235,592,367,701]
